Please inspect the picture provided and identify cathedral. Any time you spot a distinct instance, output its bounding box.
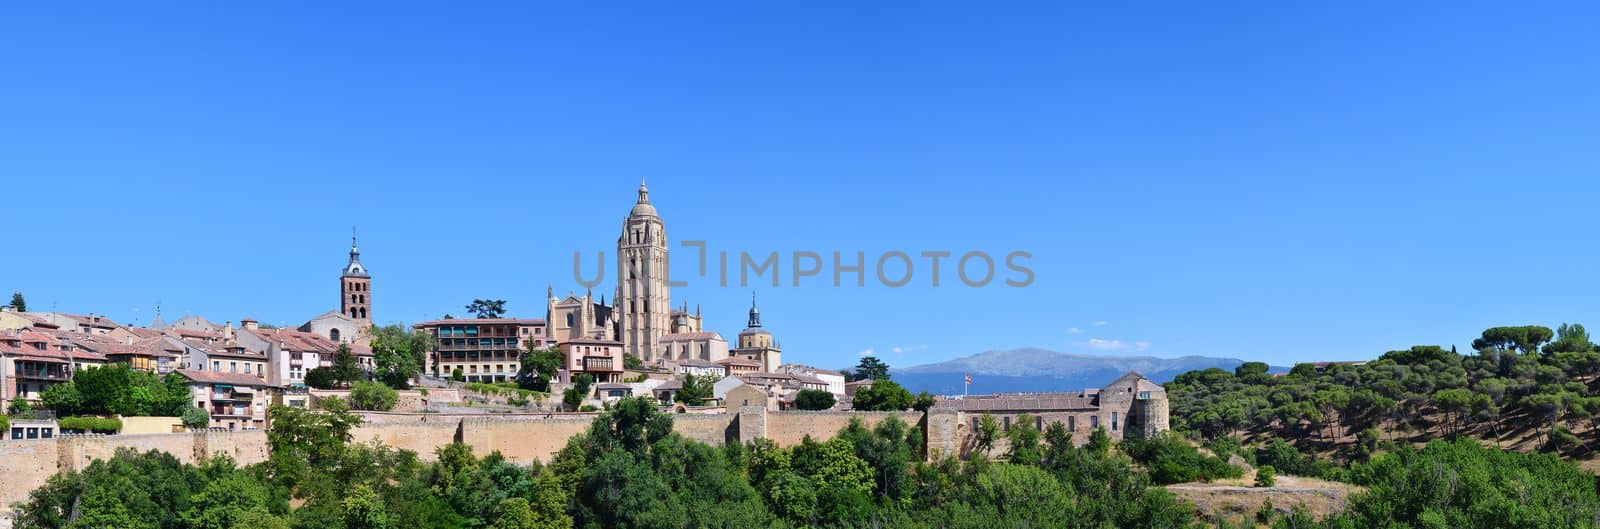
[547,182,779,368]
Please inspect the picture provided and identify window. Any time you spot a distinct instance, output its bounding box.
[1111,412,1119,431]
[212,361,220,371]
[1003,416,1011,431]
[1036,416,1043,430]
[1091,415,1098,429]
[230,362,237,373]
[330,329,341,342]
[1068,416,1076,431]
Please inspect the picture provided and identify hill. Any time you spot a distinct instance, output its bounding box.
[892,348,1278,395]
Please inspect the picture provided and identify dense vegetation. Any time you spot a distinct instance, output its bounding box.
[17,322,1600,529]
[16,397,1198,529]
[1171,323,1600,457]
[39,363,190,418]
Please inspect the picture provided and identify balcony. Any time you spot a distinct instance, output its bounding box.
[15,369,69,381]
[210,407,253,418]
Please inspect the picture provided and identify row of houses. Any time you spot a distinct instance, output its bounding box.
[1,309,372,430]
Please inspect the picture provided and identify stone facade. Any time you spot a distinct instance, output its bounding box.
[935,372,1170,452]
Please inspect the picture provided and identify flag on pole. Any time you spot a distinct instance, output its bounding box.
[965,373,972,385]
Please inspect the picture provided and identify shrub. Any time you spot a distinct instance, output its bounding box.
[1255,465,1276,487]
[8,397,32,416]
[1121,432,1241,484]
[0,415,8,433]
[58,416,121,433]
[349,381,399,411]
[304,367,337,390]
[795,389,836,411]
[181,406,210,429]
[418,388,429,397]
[578,405,598,412]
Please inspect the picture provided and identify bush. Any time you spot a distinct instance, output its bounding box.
[795,389,837,411]
[58,416,121,433]
[451,368,465,382]
[578,405,598,412]
[8,397,31,416]
[304,367,337,390]
[349,381,399,411]
[1121,432,1241,484]
[1255,465,1276,487]
[0,415,8,433]
[181,406,210,430]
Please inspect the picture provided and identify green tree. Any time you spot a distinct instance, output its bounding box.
[181,473,278,529]
[794,389,836,410]
[182,406,211,429]
[331,344,362,387]
[464,299,507,319]
[370,324,434,389]
[304,367,337,390]
[1544,323,1595,355]
[1473,325,1555,355]
[1005,413,1043,466]
[675,373,713,405]
[10,291,25,312]
[851,356,891,381]
[451,367,465,382]
[349,381,399,411]
[623,353,643,370]
[8,396,32,416]
[40,382,82,416]
[851,379,913,411]
[516,346,563,392]
[1255,465,1277,487]
[912,391,937,412]
[975,413,1000,455]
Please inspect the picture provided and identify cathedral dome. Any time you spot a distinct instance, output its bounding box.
[630,182,656,217]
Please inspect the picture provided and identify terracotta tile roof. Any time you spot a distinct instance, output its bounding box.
[716,357,760,367]
[780,364,844,377]
[935,393,1099,412]
[176,369,271,386]
[659,331,724,341]
[675,359,726,369]
[413,318,546,326]
[561,338,623,346]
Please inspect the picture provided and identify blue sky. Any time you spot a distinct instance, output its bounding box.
[3,3,1598,370]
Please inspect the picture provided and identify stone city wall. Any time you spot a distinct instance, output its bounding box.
[0,408,962,517]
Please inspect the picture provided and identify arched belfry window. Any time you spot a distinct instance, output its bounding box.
[566,313,574,327]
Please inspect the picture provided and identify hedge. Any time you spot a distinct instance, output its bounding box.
[58,416,122,433]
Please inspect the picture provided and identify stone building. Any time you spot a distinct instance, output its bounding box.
[615,182,672,361]
[559,337,625,383]
[413,318,547,382]
[730,294,782,373]
[935,372,1170,445]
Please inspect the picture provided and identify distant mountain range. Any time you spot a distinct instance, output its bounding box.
[890,348,1281,395]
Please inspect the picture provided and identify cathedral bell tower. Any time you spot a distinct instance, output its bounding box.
[341,235,371,328]
[616,181,670,361]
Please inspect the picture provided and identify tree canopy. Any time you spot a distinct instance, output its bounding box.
[464,299,507,319]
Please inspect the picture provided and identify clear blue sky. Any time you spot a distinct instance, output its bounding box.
[4,3,1598,370]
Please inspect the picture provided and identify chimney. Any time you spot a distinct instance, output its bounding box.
[224,321,235,342]
[241,318,259,331]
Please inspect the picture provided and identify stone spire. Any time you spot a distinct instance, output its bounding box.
[343,231,368,278]
[747,291,762,328]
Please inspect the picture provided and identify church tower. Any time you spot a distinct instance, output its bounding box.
[340,235,371,328]
[733,292,782,372]
[616,181,670,361]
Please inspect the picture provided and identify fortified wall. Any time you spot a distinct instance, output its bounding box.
[0,407,965,515]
